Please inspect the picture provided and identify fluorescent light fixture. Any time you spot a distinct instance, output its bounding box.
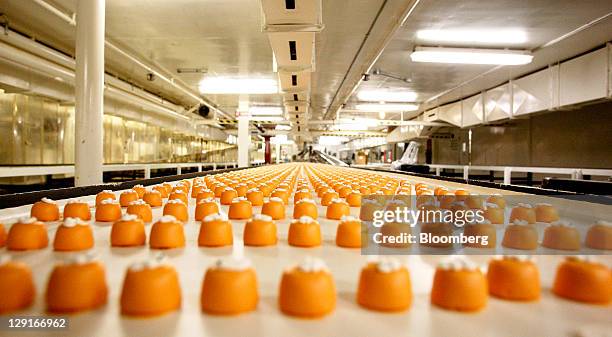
[249,106,283,116]
[199,77,278,94]
[275,125,292,131]
[411,47,533,65]
[416,29,528,44]
[318,136,349,146]
[331,118,380,131]
[355,103,419,112]
[357,90,417,102]
[250,116,285,122]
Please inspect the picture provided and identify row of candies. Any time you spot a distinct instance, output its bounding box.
[1,164,362,250]
[0,254,610,317]
[2,163,610,252]
[306,164,611,251]
[1,213,363,251]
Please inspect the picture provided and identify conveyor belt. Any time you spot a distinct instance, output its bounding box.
[0,164,610,337]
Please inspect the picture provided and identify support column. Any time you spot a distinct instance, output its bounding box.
[75,0,105,186]
[275,143,281,163]
[503,167,512,185]
[237,116,250,167]
[264,136,272,164]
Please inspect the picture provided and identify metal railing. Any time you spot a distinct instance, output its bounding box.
[0,162,269,179]
[353,163,612,184]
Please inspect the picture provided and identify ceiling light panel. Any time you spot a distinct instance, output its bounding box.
[410,47,533,65]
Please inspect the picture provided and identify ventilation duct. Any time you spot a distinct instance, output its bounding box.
[268,32,316,71]
[278,70,311,93]
[422,44,612,128]
[261,0,323,29]
[261,0,323,135]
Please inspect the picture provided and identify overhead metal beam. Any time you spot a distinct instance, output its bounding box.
[198,118,447,127]
[308,119,448,126]
[310,130,387,137]
[196,117,291,125]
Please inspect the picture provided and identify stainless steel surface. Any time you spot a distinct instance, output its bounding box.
[0,92,238,170]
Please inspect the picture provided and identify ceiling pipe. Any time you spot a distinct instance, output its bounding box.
[0,40,74,81]
[0,39,190,123]
[105,86,190,121]
[308,119,446,127]
[32,0,76,25]
[0,30,179,110]
[0,29,75,69]
[0,30,184,113]
[30,0,234,120]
